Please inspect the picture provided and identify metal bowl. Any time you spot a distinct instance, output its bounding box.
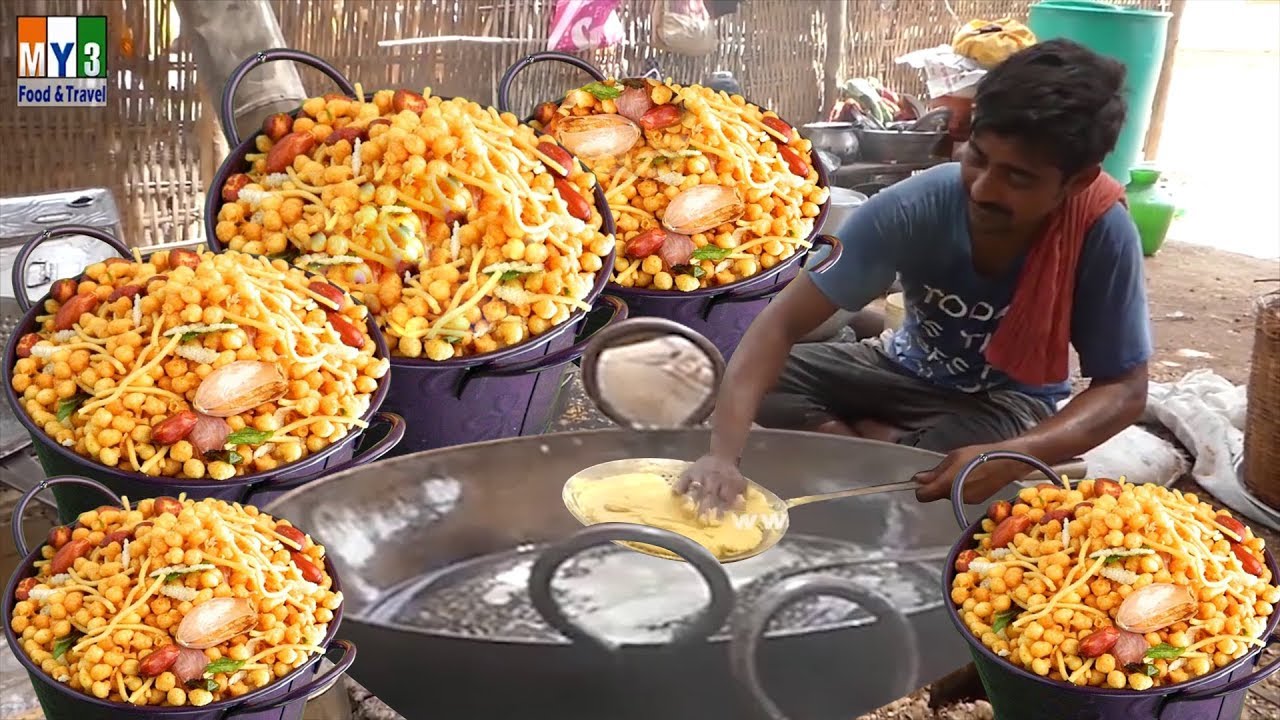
[800,122,860,164]
[496,52,842,362]
[4,225,402,522]
[854,128,946,164]
[3,475,356,720]
[204,49,629,456]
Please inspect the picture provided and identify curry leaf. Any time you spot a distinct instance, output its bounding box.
[992,609,1017,635]
[1145,643,1185,661]
[52,635,77,659]
[1144,663,1160,677]
[56,395,87,422]
[581,82,621,101]
[499,270,524,282]
[225,428,273,446]
[690,245,733,262]
[204,658,246,676]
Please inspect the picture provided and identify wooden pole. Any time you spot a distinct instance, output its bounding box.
[1143,0,1187,161]
[823,0,849,121]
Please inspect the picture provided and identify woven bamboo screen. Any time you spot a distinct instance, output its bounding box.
[1,0,1169,248]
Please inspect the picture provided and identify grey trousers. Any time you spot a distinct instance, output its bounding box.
[756,339,1053,453]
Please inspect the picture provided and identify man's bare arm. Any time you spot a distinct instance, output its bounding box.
[1008,363,1148,463]
[708,272,845,463]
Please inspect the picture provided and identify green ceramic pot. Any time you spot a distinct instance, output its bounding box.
[1127,167,1177,256]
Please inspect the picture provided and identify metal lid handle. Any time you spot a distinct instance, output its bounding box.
[221,48,357,147]
[528,522,734,655]
[12,225,131,312]
[728,575,920,720]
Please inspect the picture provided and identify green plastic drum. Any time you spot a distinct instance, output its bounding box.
[1028,0,1172,183]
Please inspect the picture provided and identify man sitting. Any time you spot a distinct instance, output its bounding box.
[678,39,1152,508]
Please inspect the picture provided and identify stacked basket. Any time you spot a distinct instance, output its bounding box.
[1244,286,1280,509]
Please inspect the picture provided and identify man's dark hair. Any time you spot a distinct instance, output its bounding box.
[970,38,1127,178]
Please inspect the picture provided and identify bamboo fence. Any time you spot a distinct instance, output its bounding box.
[1,0,1169,248]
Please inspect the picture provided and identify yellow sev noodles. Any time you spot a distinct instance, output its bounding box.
[8,495,341,708]
[216,85,612,361]
[952,478,1279,691]
[532,79,828,292]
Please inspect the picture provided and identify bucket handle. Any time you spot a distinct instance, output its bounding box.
[226,639,357,715]
[1161,631,1280,709]
[12,476,122,557]
[948,450,1088,530]
[728,575,920,720]
[527,522,734,656]
[252,411,405,493]
[704,235,843,315]
[12,224,132,312]
[496,51,607,115]
[220,48,357,147]
[458,294,628,388]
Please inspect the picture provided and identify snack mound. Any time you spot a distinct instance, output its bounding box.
[572,471,775,559]
[530,79,828,292]
[8,496,341,707]
[952,478,1279,690]
[215,86,613,361]
[10,249,387,479]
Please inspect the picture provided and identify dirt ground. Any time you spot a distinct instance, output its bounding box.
[1141,241,1276,386]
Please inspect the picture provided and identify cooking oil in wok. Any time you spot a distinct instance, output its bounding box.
[375,535,942,644]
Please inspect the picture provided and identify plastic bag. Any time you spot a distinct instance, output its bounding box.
[652,0,718,57]
[895,44,986,100]
[547,0,624,52]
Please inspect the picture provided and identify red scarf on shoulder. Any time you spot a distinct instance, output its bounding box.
[983,173,1128,386]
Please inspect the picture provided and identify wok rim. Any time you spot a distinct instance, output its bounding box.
[264,428,951,647]
[522,76,833,299]
[1,499,347,715]
[204,92,617,371]
[942,516,1280,698]
[0,250,393,491]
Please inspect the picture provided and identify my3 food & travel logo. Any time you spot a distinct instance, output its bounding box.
[17,15,108,107]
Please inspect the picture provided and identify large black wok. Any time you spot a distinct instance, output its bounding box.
[264,429,975,719]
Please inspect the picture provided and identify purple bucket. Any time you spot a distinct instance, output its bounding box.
[496,52,845,361]
[4,225,404,523]
[943,451,1280,720]
[3,476,356,720]
[204,49,625,456]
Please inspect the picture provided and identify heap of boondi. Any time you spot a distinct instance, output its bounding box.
[10,249,385,479]
[952,478,1278,690]
[572,471,774,559]
[531,78,827,292]
[9,495,341,707]
[216,86,612,361]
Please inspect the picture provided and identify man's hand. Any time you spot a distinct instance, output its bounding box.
[913,444,1033,504]
[675,455,748,513]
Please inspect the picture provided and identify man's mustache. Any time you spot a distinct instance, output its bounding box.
[971,201,1012,218]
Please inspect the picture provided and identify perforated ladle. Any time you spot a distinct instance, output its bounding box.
[563,455,1089,564]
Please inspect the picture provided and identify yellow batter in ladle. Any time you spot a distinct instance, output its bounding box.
[571,471,776,560]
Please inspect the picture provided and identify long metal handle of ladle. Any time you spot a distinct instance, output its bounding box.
[782,458,1091,510]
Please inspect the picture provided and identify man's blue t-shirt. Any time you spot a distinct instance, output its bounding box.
[811,163,1152,407]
